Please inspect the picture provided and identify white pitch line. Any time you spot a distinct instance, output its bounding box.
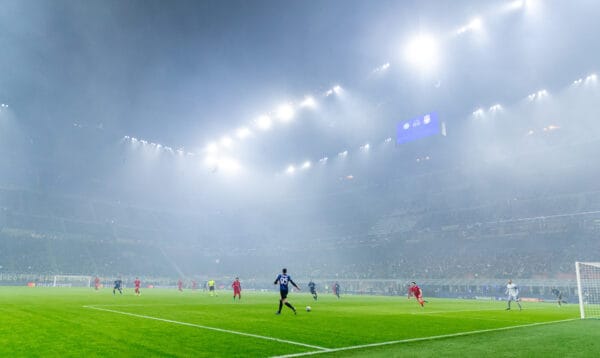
[87,303,183,308]
[271,318,578,358]
[409,306,548,315]
[83,305,328,351]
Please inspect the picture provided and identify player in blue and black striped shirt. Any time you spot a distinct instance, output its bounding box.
[113,278,123,295]
[308,281,318,301]
[274,268,300,315]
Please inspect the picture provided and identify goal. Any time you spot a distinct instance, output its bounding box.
[575,262,600,319]
[52,275,92,288]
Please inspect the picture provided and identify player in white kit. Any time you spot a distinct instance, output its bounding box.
[505,279,522,310]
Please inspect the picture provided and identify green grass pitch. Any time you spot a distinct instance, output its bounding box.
[0,287,598,357]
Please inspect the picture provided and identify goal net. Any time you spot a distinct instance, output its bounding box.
[52,275,92,288]
[575,262,600,319]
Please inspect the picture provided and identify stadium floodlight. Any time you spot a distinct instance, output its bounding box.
[301,161,311,169]
[508,0,525,10]
[472,108,485,117]
[326,85,343,96]
[218,157,241,173]
[286,165,296,174]
[457,17,483,35]
[489,104,502,112]
[235,127,251,139]
[573,78,583,85]
[220,136,233,148]
[140,140,148,145]
[526,90,547,102]
[338,150,348,158]
[360,143,370,151]
[469,17,483,31]
[276,104,295,122]
[300,96,317,109]
[404,34,439,72]
[536,89,548,99]
[0,103,8,108]
[585,73,598,84]
[319,156,328,164]
[384,137,392,144]
[205,142,218,153]
[503,0,532,12]
[255,115,272,130]
[373,62,391,74]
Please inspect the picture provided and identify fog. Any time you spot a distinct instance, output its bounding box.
[1,0,600,290]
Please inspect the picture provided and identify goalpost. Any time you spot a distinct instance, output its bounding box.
[575,262,600,319]
[52,275,92,288]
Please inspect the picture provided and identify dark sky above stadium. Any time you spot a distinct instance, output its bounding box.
[1,0,599,201]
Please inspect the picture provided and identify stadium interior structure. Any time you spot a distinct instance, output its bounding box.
[2,104,600,296]
[1,0,600,302]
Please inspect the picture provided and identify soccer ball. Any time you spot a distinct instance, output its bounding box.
[306,306,311,312]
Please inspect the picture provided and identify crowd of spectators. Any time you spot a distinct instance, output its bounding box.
[1,154,600,281]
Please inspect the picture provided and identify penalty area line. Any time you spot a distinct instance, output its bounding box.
[271,318,578,358]
[83,305,328,351]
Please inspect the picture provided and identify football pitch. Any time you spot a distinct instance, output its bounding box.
[0,287,598,357]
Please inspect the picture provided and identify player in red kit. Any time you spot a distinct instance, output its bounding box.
[177,279,183,291]
[94,277,100,291]
[134,277,141,296]
[408,282,426,307]
[232,277,242,301]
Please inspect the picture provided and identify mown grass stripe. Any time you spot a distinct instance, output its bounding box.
[83,305,329,351]
[271,318,578,357]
